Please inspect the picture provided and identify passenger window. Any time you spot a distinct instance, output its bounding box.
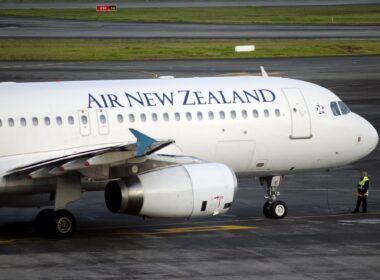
[242,110,248,119]
[140,113,146,122]
[186,112,192,121]
[20,118,27,127]
[81,115,88,125]
[264,109,269,118]
[208,111,214,120]
[32,117,39,126]
[230,110,237,119]
[197,112,203,120]
[44,117,51,126]
[129,114,135,123]
[100,115,106,124]
[56,116,63,126]
[152,113,158,122]
[68,116,75,125]
[338,101,351,115]
[174,112,180,121]
[219,111,225,120]
[253,110,259,118]
[117,114,124,123]
[330,102,341,116]
[275,109,281,117]
[8,118,15,127]
[163,113,169,121]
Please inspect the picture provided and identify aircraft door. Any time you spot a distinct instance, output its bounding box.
[282,88,312,139]
[96,109,109,135]
[78,110,91,136]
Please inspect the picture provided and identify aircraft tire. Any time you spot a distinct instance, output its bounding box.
[263,202,273,218]
[34,208,55,236]
[270,201,287,219]
[49,210,76,239]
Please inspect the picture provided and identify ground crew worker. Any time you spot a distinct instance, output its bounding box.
[352,171,369,213]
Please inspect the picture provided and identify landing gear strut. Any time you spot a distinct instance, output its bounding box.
[34,175,81,238]
[34,209,76,238]
[260,176,288,219]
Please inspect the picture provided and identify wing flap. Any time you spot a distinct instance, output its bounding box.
[85,151,134,167]
[5,129,175,179]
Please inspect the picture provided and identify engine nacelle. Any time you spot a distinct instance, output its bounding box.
[104,163,237,218]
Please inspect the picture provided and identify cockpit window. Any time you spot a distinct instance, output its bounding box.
[338,101,351,115]
[330,102,341,116]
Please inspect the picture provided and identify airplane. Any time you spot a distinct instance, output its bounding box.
[0,69,378,238]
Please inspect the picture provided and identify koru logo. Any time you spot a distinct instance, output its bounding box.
[315,104,325,115]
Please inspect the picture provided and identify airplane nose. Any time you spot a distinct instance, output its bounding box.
[367,123,379,152]
[360,119,379,155]
[349,114,379,162]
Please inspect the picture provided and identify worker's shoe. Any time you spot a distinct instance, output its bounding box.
[351,210,359,213]
[360,211,367,213]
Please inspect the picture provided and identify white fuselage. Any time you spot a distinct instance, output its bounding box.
[0,76,378,196]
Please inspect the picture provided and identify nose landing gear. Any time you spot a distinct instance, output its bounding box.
[260,176,288,219]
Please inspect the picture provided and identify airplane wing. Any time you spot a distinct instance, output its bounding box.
[5,129,175,180]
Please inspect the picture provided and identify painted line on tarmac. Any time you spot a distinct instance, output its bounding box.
[81,212,380,233]
[157,225,256,233]
[117,225,256,236]
[0,240,15,244]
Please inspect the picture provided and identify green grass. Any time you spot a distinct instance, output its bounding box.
[0,6,379,24]
[0,39,379,61]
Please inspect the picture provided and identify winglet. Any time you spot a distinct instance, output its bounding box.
[129,128,157,156]
[260,66,268,77]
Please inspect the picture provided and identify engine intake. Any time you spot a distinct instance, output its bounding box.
[104,163,237,218]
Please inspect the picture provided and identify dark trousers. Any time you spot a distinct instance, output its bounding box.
[355,196,367,212]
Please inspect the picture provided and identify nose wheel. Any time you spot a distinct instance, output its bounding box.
[263,201,288,219]
[260,176,288,219]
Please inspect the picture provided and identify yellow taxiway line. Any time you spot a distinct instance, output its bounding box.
[0,240,15,245]
[119,225,257,236]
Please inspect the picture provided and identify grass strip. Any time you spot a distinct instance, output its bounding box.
[0,6,379,24]
[0,39,380,61]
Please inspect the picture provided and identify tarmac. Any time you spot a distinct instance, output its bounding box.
[0,56,379,279]
[1,16,380,39]
[1,0,380,8]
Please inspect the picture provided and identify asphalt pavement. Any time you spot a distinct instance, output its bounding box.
[1,0,380,8]
[1,16,379,39]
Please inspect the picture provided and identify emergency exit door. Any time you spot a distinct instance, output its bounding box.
[282,88,312,139]
[96,109,109,135]
[78,110,91,136]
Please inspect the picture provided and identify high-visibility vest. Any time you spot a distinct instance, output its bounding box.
[358,176,369,196]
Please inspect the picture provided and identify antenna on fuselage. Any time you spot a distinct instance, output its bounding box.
[260,66,268,77]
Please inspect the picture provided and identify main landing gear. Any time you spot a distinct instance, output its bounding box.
[34,175,81,238]
[260,176,288,219]
[35,209,77,238]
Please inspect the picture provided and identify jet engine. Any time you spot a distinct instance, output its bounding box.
[104,163,237,218]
